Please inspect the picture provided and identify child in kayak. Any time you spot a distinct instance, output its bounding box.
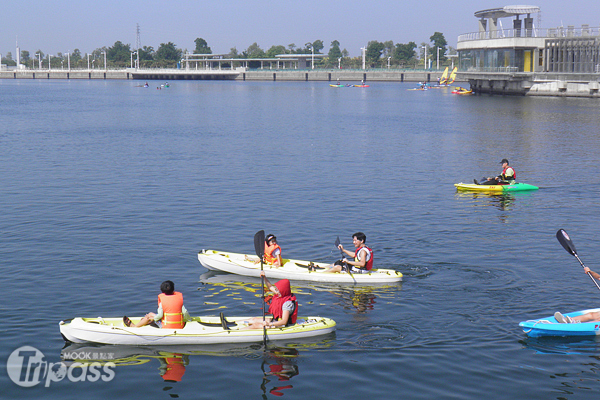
[264,234,283,267]
[123,280,190,328]
[555,267,600,323]
[245,271,298,329]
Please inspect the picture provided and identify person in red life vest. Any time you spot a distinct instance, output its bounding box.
[475,158,516,185]
[123,280,190,328]
[324,232,373,274]
[246,271,298,329]
[264,234,283,267]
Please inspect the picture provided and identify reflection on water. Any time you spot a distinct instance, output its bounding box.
[520,335,600,355]
[261,347,300,397]
[199,271,401,315]
[454,190,537,222]
[60,340,333,398]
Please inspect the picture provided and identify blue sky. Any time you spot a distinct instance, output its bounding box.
[2,0,598,58]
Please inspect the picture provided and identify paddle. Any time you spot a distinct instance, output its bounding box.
[556,229,600,291]
[335,236,354,279]
[253,230,267,346]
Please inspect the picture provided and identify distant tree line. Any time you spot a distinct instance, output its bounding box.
[1,32,452,70]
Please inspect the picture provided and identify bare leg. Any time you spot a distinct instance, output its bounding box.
[573,311,600,323]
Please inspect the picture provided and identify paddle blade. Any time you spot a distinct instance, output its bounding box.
[254,230,265,258]
[556,229,577,256]
[335,236,340,248]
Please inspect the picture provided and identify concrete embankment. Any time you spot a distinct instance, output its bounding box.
[0,69,440,83]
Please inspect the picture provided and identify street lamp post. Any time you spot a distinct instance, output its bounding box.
[87,54,91,70]
[422,46,427,70]
[361,47,366,70]
[48,54,52,71]
[102,51,106,71]
[436,47,440,70]
[388,56,391,69]
[37,53,42,69]
[338,57,341,69]
[67,52,70,71]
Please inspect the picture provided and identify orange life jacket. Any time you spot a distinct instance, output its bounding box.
[264,242,282,264]
[158,292,185,329]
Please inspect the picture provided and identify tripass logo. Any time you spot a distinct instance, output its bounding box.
[7,346,115,387]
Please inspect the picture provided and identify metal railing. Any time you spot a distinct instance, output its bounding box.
[458,26,600,42]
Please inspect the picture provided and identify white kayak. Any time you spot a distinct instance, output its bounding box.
[197,250,403,284]
[60,315,336,345]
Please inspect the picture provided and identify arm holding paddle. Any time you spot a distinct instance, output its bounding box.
[554,229,600,323]
[583,267,600,280]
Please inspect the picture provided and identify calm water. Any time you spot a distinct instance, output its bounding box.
[1,78,600,399]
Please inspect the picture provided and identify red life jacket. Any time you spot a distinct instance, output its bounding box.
[501,166,516,180]
[268,279,298,324]
[355,246,374,270]
[158,292,185,329]
[264,242,282,264]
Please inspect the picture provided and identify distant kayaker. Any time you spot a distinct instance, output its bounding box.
[123,280,190,328]
[555,267,600,323]
[475,158,516,185]
[324,232,373,274]
[264,234,283,267]
[245,272,298,329]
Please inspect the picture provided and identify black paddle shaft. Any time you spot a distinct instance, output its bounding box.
[556,229,600,291]
[253,230,268,346]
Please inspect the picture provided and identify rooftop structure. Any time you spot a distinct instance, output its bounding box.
[457,5,600,73]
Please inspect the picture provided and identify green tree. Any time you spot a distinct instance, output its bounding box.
[382,40,394,58]
[194,38,212,54]
[311,40,324,54]
[227,47,239,58]
[138,46,154,63]
[71,49,82,63]
[245,43,264,58]
[266,45,286,58]
[20,50,30,63]
[107,41,132,64]
[394,42,416,64]
[328,40,342,60]
[365,41,385,66]
[288,43,296,53]
[429,32,448,62]
[156,42,182,62]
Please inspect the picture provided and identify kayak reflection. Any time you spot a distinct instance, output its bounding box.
[261,347,300,397]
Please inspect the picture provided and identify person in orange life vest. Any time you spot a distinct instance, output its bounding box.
[123,280,190,328]
[476,158,516,185]
[264,234,283,267]
[324,232,373,274]
[246,271,298,329]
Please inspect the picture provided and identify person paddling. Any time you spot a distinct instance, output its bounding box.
[245,272,298,329]
[123,280,190,328]
[475,158,516,185]
[324,232,373,274]
[555,267,600,323]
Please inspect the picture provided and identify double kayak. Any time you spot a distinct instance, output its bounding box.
[519,309,600,337]
[60,315,336,345]
[454,182,539,193]
[198,250,403,284]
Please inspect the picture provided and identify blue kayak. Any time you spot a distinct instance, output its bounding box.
[519,309,600,337]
